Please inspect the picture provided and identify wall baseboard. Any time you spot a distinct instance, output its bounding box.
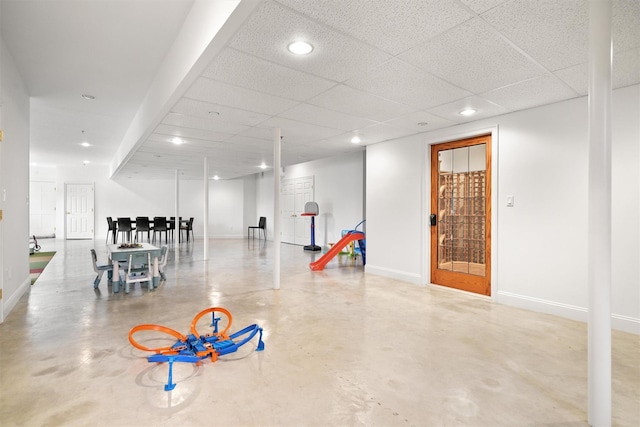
[496,290,639,335]
[1,276,31,323]
[365,265,422,285]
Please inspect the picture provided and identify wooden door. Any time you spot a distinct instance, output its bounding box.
[65,183,94,239]
[430,135,491,295]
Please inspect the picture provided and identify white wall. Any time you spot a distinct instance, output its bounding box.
[280,151,365,246]
[0,35,31,322]
[33,149,365,246]
[366,84,640,333]
[366,140,424,283]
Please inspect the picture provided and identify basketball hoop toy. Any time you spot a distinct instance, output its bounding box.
[301,201,321,252]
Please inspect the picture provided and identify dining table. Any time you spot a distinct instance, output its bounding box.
[107,243,162,293]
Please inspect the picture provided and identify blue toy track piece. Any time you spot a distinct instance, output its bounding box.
[129,307,265,391]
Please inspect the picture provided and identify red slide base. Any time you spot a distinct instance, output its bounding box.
[309,232,364,271]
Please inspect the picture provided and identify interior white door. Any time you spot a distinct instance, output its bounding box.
[281,176,314,245]
[29,181,57,237]
[65,183,94,239]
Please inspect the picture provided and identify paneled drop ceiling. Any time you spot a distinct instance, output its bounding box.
[2,0,639,180]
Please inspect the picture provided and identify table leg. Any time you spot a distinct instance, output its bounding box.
[153,256,160,288]
[112,259,120,293]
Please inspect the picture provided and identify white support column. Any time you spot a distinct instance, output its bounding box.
[175,170,180,250]
[203,158,209,261]
[588,1,612,426]
[273,128,281,290]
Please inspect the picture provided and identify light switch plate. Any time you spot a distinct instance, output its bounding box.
[506,195,515,207]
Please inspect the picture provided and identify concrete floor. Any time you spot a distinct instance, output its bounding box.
[1,238,638,426]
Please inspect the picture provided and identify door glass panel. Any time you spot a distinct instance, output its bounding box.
[437,144,486,276]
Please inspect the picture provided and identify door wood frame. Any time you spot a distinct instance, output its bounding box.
[429,134,492,296]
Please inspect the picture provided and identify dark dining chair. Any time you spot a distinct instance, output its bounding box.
[135,216,151,242]
[106,217,117,244]
[180,217,194,243]
[152,216,168,244]
[116,217,135,243]
[168,216,176,242]
[248,216,266,240]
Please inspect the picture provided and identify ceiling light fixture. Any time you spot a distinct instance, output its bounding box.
[81,94,95,100]
[260,162,267,169]
[82,160,90,165]
[459,108,477,116]
[171,137,184,145]
[351,136,361,144]
[80,142,90,147]
[417,122,429,126]
[287,40,313,55]
[213,175,220,180]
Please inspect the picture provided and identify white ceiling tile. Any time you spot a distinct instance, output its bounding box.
[236,126,275,141]
[228,0,392,82]
[399,18,544,93]
[277,0,473,55]
[481,74,579,112]
[553,64,588,96]
[382,110,457,133]
[202,48,336,101]
[480,0,588,71]
[357,123,419,143]
[554,47,640,96]
[613,47,640,89]
[307,84,416,122]
[260,117,345,143]
[459,0,511,14]
[278,103,377,131]
[171,98,271,126]
[613,0,640,53]
[162,113,249,135]
[185,77,299,116]
[427,96,509,123]
[153,124,233,143]
[345,58,472,110]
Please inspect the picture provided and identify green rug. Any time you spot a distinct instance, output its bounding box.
[30,251,56,285]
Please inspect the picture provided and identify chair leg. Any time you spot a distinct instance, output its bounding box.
[94,273,102,288]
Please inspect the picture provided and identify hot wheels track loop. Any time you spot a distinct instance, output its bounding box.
[129,307,265,391]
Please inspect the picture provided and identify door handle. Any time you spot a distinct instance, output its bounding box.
[429,213,437,226]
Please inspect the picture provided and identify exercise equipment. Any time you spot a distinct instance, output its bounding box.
[301,201,321,252]
[129,307,265,391]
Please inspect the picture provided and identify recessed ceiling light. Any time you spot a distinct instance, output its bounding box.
[351,136,361,144]
[81,94,95,100]
[459,108,477,116]
[82,160,90,165]
[260,162,267,169]
[171,137,184,145]
[213,175,220,180]
[80,142,90,147]
[288,40,313,55]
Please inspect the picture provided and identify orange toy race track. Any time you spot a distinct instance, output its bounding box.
[309,231,365,271]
